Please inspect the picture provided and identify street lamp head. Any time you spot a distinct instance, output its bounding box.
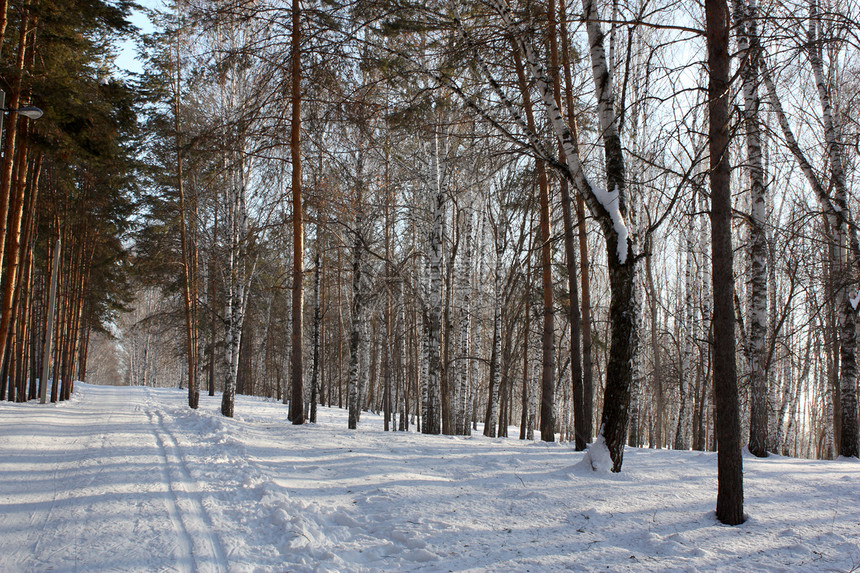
[14,106,43,120]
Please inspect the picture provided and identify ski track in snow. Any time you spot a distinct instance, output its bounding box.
[1,383,859,572]
[145,388,227,573]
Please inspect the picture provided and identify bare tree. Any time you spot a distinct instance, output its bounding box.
[706,0,745,525]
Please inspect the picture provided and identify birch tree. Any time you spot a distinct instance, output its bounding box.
[805,0,858,459]
[733,0,769,458]
[424,127,445,435]
[482,0,636,469]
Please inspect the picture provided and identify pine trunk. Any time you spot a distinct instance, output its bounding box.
[310,253,320,423]
[288,0,305,425]
[707,0,745,525]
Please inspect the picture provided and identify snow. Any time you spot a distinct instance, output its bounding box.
[2,384,858,572]
[593,184,629,264]
[850,289,860,311]
[578,430,613,473]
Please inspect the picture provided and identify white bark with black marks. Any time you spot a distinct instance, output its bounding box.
[455,185,473,435]
[807,1,858,459]
[424,129,445,435]
[732,0,769,458]
[486,0,636,471]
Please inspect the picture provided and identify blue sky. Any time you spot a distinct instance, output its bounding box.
[114,1,159,75]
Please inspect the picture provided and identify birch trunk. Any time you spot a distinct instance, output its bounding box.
[220,166,248,418]
[398,279,409,431]
[488,0,635,470]
[807,1,858,458]
[644,234,664,447]
[766,206,779,453]
[731,0,769,457]
[424,130,445,435]
[348,209,364,429]
[675,195,696,450]
[581,0,635,468]
[484,220,503,438]
[466,214,485,437]
[455,186,473,435]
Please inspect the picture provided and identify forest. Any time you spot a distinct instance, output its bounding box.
[0,0,858,529]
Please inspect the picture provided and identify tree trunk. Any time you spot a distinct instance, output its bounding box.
[509,46,554,441]
[310,252,320,423]
[173,11,198,409]
[455,185,473,435]
[676,195,696,450]
[288,0,305,425]
[0,121,29,378]
[807,1,858,458]
[208,223,217,397]
[384,172,393,431]
[348,186,365,429]
[521,232,532,440]
[581,0,636,471]
[707,0,745,525]
[731,0,769,457]
[424,129,445,435]
[0,10,28,278]
[484,220,503,438]
[554,68,586,448]
[220,159,249,417]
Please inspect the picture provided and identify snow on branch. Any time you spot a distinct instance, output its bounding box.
[484,0,630,264]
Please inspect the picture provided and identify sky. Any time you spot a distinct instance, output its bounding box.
[113,1,160,76]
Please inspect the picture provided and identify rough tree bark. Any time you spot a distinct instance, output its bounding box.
[554,0,586,450]
[454,184,473,435]
[675,195,696,450]
[424,129,445,435]
[484,213,503,438]
[288,0,305,425]
[707,0,745,525]
[173,5,199,409]
[487,0,635,470]
[806,0,858,459]
[310,252,321,423]
[220,164,249,418]
[510,44,555,442]
[348,162,365,430]
[732,0,769,457]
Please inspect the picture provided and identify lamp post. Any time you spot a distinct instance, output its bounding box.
[0,88,42,143]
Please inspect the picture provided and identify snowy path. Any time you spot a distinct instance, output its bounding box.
[145,395,228,573]
[0,386,228,572]
[1,383,859,572]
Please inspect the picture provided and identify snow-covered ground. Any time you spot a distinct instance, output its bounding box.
[1,384,858,572]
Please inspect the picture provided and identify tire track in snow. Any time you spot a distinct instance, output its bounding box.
[146,405,227,573]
